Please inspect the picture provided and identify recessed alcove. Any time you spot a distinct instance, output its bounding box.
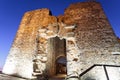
[47,36,67,77]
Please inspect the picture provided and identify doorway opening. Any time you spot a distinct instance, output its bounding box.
[47,36,67,77]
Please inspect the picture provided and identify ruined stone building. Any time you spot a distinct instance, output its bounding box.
[2,1,120,80]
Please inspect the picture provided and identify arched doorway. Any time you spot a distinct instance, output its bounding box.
[56,56,67,75]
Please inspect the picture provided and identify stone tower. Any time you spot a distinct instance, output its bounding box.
[3,1,120,80]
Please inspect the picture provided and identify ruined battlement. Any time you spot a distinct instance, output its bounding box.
[3,1,120,80]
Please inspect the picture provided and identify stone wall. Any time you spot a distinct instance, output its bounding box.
[118,38,120,43]
[58,2,120,77]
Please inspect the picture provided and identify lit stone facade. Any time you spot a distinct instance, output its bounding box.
[3,2,120,80]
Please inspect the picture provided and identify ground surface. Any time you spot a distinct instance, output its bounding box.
[0,73,26,80]
[49,74,65,80]
[0,73,65,80]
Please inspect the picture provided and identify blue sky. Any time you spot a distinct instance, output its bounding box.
[0,0,120,69]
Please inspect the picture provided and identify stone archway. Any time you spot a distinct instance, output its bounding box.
[33,23,80,79]
[56,56,67,75]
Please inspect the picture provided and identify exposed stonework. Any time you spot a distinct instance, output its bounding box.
[3,1,120,80]
[2,8,57,79]
[118,38,120,43]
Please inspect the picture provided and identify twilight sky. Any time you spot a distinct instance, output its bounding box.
[0,0,120,69]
